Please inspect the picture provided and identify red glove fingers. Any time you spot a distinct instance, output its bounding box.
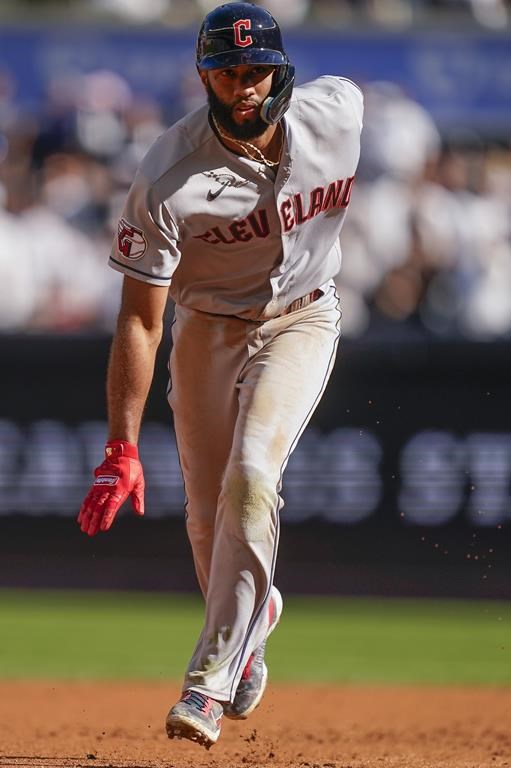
[77,440,145,536]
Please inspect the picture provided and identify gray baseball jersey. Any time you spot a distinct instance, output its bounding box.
[109,76,363,319]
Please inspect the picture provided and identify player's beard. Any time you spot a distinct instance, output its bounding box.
[206,82,268,141]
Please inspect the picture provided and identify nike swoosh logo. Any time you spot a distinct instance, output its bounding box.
[207,181,230,201]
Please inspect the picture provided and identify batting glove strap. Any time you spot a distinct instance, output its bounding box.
[104,439,139,460]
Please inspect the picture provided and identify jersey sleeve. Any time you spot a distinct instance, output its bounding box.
[109,169,181,286]
[293,75,364,136]
[338,77,364,133]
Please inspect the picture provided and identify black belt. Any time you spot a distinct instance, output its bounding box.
[281,289,323,316]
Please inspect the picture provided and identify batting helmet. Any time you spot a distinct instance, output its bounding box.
[196,2,295,125]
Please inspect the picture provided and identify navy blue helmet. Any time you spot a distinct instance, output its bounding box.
[196,2,295,125]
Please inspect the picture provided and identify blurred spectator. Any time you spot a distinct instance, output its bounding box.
[75,70,132,160]
[198,0,311,26]
[429,0,509,27]
[0,186,38,330]
[91,0,172,23]
[358,82,441,181]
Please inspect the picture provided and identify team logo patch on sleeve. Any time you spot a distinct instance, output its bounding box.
[117,218,147,260]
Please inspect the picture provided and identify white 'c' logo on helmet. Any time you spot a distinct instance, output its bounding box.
[233,19,253,47]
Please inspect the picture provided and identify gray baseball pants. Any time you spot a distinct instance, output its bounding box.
[167,284,341,702]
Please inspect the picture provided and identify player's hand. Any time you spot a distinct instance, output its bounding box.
[77,440,145,536]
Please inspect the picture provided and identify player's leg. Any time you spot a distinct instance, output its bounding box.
[167,305,245,596]
[166,305,267,747]
[183,287,341,703]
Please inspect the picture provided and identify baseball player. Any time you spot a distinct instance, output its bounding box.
[77,1,363,750]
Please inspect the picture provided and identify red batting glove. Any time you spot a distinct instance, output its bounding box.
[77,440,145,536]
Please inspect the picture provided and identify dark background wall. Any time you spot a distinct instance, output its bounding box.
[1,332,509,598]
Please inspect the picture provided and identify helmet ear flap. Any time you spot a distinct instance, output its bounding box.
[260,65,295,125]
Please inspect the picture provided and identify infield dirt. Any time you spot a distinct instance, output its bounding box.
[0,682,509,768]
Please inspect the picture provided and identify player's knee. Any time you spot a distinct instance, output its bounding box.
[220,461,277,542]
[186,513,215,542]
[185,491,218,529]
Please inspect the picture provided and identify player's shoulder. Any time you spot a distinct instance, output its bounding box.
[293,75,362,101]
[138,104,214,185]
[290,75,363,127]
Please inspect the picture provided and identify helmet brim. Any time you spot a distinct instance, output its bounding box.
[198,49,287,70]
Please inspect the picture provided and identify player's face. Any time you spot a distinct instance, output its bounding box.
[202,65,275,140]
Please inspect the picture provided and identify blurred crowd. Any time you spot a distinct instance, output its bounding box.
[154,0,511,30]
[339,83,511,340]
[0,62,510,340]
[5,0,511,29]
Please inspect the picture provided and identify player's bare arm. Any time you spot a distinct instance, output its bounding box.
[107,276,169,444]
[77,277,169,537]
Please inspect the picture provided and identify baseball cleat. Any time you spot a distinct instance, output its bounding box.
[166,690,223,749]
[224,586,283,720]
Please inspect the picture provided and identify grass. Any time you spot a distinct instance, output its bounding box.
[0,589,510,684]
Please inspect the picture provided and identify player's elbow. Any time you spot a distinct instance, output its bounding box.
[116,311,164,351]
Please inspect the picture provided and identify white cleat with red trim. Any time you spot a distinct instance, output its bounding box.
[166,690,223,749]
[224,587,283,720]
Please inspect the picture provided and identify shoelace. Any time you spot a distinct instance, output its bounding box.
[183,690,212,713]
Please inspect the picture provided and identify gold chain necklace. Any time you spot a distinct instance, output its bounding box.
[211,113,282,168]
